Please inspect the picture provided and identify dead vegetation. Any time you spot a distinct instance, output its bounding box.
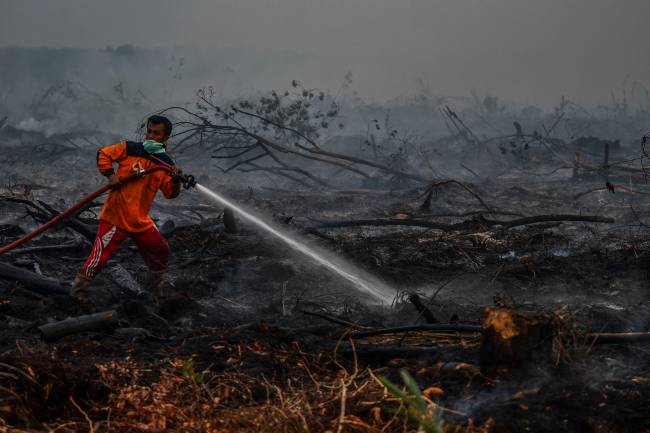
[1,86,650,432]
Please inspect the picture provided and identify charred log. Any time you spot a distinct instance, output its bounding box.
[5,239,82,255]
[350,324,481,339]
[0,196,96,242]
[309,213,614,232]
[0,261,68,295]
[407,293,439,323]
[38,310,119,341]
[223,207,238,234]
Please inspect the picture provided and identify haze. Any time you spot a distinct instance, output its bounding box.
[1,0,649,107]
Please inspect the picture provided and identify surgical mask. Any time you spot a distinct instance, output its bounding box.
[142,139,166,154]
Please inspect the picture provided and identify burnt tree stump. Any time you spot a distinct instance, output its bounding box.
[408,293,439,323]
[223,207,238,234]
[480,307,556,378]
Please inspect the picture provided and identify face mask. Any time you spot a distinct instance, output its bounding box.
[142,139,166,154]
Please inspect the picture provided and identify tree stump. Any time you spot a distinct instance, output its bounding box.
[223,207,238,234]
[480,307,556,378]
[408,293,438,323]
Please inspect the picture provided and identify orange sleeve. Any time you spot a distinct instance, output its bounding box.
[96,141,127,176]
[160,173,181,199]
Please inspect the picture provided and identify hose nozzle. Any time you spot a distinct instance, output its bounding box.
[147,155,197,190]
[181,173,197,189]
[172,171,196,189]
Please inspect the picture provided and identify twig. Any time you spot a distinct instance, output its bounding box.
[491,214,614,229]
[460,163,481,179]
[301,310,369,329]
[69,396,95,433]
[336,378,347,433]
[588,331,650,344]
[418,180,490,208]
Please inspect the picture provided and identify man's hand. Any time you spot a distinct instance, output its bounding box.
[171,165,183,183]
[107,173,121,186]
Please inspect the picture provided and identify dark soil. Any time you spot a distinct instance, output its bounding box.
[1,173,650,432]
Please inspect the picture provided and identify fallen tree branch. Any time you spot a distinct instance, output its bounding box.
[576,160,645,175]
[0,261,68,295]
[588,331,650,344]
[37,200,96,241]
[350,324,650,344]
[308,219,455,231]
[301,310,370,329]
[1,195,96,242]
[418,210,524,218]
[574,183,650,200]
[441,106,480,146]
[6,239,82,255]
[484,214,615,229]
[309,213,614,232]
[161,105,428,185]
[338,344,443,359]
[574,186,610,200]
[38,310,119,341]
[350,324,482,339]
[419,180,492,212]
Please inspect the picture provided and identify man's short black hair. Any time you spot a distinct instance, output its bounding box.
[147,115,173,136]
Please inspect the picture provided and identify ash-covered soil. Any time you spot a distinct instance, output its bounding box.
[1,132,650,432]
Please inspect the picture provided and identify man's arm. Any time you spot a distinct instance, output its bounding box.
[160,166,182,199]
[97,141,128,185]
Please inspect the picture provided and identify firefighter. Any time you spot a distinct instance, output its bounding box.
[71,115,182,307]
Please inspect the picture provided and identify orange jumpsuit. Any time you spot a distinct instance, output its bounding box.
[80,141,180,278]
[96,140,180,232]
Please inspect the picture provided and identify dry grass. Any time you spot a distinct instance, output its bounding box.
[0,340,495,433]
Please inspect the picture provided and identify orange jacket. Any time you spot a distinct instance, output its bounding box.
[96,140,180,232]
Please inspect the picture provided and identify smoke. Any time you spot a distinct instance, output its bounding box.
[1,0,649,108]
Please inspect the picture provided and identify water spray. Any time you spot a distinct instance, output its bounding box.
[194,184,394,303]
[0,157,394,303]
[153,156,393,302]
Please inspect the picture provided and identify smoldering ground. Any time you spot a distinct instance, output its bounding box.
[2,84,650,430]
[2,1,650,431]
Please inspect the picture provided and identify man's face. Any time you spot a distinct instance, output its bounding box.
[145,122,169,143]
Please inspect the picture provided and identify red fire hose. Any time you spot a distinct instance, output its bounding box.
[0,165,174,255]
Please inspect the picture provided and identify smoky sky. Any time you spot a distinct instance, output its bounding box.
[1,0,649,108]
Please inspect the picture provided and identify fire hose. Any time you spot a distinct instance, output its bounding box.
[0,162,196,255]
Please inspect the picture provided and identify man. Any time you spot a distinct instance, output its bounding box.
[71,115,182,306]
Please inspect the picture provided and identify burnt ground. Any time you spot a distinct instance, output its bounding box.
[1,148,650,431]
